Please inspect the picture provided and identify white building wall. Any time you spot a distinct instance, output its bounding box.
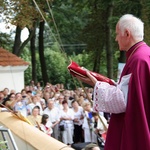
[0,65,28,93]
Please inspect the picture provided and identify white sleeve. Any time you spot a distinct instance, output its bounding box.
[97,115,108,134]
[93,74,131,114]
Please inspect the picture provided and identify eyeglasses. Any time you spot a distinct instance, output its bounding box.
[10,96,15,98]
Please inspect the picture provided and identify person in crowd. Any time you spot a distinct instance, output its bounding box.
[30,80,36,88]
[43,100,60,140]
[24,86,30,92]
[60,83,65,91]
[21,92,32,105]
[21,89,27,96]
[27,106,42,127]
[3,88,9,99]
[75,14,150,150]
[82,143,100,150]
[40,114,53,136]
[27,96,43,115]
[29,80,37,94]
[52,92,60,102]
[92,112,108,147]
[43,92,51,108]
[59,100,74,145]
[64,93,72,108]
[82,101,97,143]
[0,92,4,103]
[36,82,43,91]
[35,90,45,110]
[28,86,36,96]
[43,85,52,94]
[10,89,16,94]
[54,94,64,110]
[79,92,87,102]
[69,90,75,98]
[54,84,61,92]
[71,100,84,143]
[50,91,56,100]
[26,90,33,98]
[77,97,84,106]
[2,93,16,109]
[14,93,31,117]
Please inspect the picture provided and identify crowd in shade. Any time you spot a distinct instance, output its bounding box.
[0,81,109,148]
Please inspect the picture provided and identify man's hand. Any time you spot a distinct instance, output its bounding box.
[75,71,97,87]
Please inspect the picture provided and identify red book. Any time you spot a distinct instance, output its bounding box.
[67,61,115,85]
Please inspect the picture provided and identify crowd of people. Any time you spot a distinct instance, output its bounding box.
[1,13,150,150]
[0,81,108,147]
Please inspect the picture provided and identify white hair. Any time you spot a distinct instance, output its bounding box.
[47,99,54,104]
[118,14,144,41]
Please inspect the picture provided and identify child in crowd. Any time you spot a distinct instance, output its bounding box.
[40,114,53,136]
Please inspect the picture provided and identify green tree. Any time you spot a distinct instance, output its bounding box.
[49,0,88,55]
[1,0,41,55]
[2,0,150,87]
[45,43,67,84]
[0,32,14,50]
[77,0,115,78]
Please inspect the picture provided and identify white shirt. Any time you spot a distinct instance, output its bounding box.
[41,120,53,135]
[96,115,108,134]
[54,102,63,110]
[60,108,74,127]
[43,107,60,122]
[72,106,84,126]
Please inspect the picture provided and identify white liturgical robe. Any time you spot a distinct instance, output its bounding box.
[93,74,131,114]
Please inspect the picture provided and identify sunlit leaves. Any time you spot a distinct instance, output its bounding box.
[2,0,49,28]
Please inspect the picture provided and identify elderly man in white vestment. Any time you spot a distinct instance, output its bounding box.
[43,99,60,140]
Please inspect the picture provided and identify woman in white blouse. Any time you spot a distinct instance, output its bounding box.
[71,100,84,143]
[59,100,74,145]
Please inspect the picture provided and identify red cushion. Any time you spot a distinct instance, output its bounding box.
[67,61,115,85]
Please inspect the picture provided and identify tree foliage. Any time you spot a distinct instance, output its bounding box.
[1,0,150,89]
[2,0,40,28]
[0,32,13,50]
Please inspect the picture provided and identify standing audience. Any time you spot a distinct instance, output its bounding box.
[1,83,110,149]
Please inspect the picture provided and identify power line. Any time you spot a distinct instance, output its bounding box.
[47,43,87,47]
[32,0,68,62]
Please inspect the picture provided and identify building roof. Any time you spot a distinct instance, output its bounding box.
[0,47,29,66]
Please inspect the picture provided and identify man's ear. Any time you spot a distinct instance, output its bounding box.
[125,29,130,37]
